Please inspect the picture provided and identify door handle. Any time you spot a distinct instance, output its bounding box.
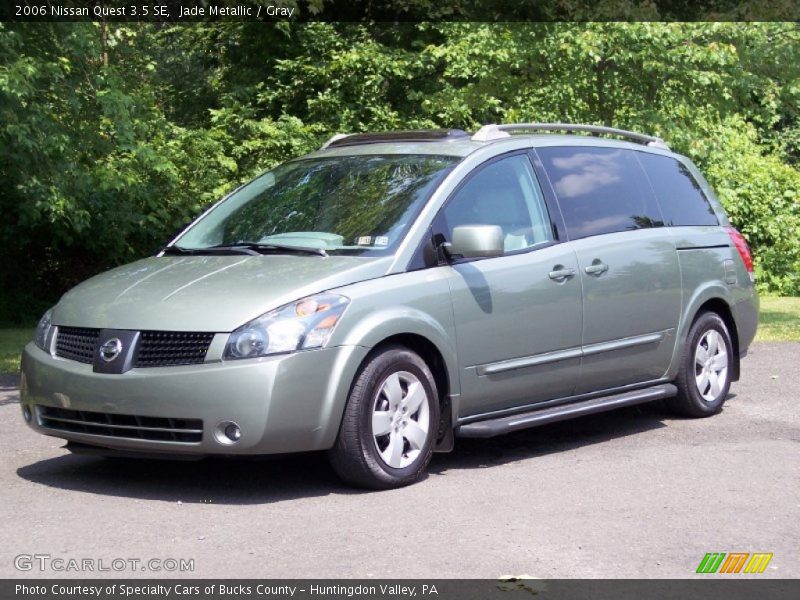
[584,261,609,276]
[548,267,576,281]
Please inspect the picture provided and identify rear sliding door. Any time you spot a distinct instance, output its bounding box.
[535,146,682,394]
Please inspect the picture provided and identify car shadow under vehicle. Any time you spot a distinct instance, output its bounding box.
[429,402,675,474]
[16,450,352,504]
[15,401,687,503]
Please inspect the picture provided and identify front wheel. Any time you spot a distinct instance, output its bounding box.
[328,346,440,489]
[669,311,733,417]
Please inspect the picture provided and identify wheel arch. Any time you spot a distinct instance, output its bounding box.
[335,307,460,451]
[335,307,459,398]
[366,334,450,403]
[681,294,741,382]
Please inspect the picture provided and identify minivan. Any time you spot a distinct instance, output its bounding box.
[20,123,759,489]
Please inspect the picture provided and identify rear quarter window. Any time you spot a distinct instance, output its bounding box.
[637,153,719,226]
[536,146,664,240]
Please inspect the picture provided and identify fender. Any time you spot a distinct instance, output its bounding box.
[336,306,460,400]
[665,280,735,380]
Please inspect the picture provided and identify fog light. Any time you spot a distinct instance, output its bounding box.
[22,405,32,423]
[214,421,242,445]
[224,423,241,442]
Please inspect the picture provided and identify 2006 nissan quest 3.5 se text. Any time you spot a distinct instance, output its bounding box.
[21,123,758,489]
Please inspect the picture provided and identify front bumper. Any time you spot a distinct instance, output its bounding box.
[20,342,368,456]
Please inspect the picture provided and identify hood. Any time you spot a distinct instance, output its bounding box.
[53,254,392,332]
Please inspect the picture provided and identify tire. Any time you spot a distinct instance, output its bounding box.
[329,345,440,489]
[669,311,734,417]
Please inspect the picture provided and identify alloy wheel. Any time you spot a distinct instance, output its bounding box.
[371,371,430,469]
[694,329,729,402]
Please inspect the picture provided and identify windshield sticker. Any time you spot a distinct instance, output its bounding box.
[374,236,389,246]
[356,236,372,246]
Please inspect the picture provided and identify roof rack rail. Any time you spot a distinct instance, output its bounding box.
[320,133,350,149]
[320,129,470,150]
[471,123,670,150]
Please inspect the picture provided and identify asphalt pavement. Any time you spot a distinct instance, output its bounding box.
[1,342,798,579]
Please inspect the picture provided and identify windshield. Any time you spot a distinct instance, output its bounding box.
[173,154,460,255]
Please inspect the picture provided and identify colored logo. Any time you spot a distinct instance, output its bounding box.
[696,552,773,574]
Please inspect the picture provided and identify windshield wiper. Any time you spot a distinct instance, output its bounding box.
[162,242,328,257]
[161,245,260,256]
[223,242,329,257]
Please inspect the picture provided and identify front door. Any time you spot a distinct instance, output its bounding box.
[433,152,583,417]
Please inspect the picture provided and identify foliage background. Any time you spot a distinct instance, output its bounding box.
[1,21,799,324]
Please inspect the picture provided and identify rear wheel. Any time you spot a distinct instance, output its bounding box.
[329,346,439,489]
[669,311,733,417]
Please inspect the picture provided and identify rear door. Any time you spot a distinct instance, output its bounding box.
[432,152,583,417]
[535,146,682,394]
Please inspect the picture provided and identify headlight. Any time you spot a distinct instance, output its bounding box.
[224,293,349,360]
[34,308,54,352]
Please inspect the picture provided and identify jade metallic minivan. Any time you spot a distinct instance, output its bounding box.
[21,123,759,488]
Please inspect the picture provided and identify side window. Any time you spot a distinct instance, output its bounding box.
[537,146,664,240]
[437,154,553,254]
[637,153,719,226]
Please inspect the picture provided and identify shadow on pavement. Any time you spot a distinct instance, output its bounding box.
[0,392,20,406]
[16,402,678,504]
[0,373,20,391]
[0,374,20,406]
[430,402,672,474]
[17,450,352,504]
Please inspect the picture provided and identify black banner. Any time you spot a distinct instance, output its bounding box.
[2,0,800,22]
[3,579,800,600]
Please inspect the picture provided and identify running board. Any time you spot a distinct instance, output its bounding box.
[456,383,677,439]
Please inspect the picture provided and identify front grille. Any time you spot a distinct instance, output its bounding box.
[54,327,214,368]
[37,406,203,443]
[135,331,215,367]
[55,327,100,364]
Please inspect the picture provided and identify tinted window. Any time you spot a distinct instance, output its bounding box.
[638,153,719,226]
[438,154,553,254]
[537,147,664,240]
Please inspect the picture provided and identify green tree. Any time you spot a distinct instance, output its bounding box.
[1,21,799,324]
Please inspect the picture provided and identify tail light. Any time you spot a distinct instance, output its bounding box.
[725,226,754,282]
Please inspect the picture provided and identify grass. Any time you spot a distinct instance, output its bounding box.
[757,296,800,342]
[0,328,32,374]
[0,297,797,373]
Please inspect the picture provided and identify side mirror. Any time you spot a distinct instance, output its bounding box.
[447,225,504,259]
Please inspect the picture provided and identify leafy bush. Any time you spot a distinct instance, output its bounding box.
[1,22,799,325]
[698,121,800,294]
